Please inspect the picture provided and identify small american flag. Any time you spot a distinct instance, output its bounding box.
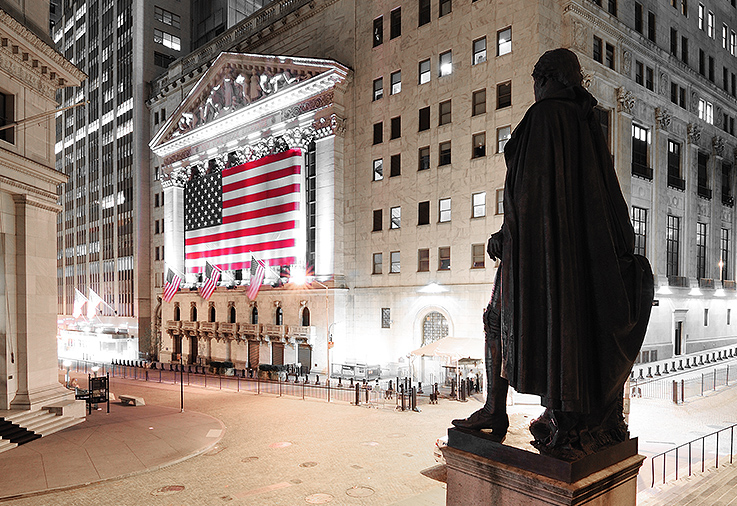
[184,149,304,274]
[163,267,181,302]
[199,262,221,300]
[247,256,266,301]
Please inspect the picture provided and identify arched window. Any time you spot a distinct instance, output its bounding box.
[301,307,311,326]
[191,306,198,322]
[422,311,449,346]
[275,307,283,325]
[209,306,216,322]
[229,306,236,323]
[251,306,258,324]
[174,305,180,321]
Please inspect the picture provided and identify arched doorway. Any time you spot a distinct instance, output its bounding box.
[301,307,310,326]
[229,306,236,323]
[209,306,216,322]
[417,310,451,384]
[422,311,449,345]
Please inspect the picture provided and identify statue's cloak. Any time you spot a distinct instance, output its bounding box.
[500,85,654,414]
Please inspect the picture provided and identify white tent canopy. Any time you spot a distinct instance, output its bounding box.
[410,337,484,361]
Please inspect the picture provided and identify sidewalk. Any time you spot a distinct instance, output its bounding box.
[0,403,223,500]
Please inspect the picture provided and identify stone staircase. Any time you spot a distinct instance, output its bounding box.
[638,460,737,505]
[0,408,85,454]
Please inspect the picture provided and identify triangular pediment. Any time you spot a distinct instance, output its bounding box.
[150,52,349,155]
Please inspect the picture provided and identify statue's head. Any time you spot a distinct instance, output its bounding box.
[532,49,583,100]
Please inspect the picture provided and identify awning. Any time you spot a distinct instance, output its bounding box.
[410,337,484,361]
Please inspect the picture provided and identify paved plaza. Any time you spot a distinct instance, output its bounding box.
[0,368,735,505]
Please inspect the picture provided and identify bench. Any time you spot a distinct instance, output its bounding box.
[119,395,145,406]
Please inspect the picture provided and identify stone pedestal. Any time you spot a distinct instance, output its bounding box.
[443,429,643,506]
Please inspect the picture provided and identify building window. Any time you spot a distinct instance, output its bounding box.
[631,124,651,179]
[722,162,733,206]
[0,91,14,144]
[698,151,711,199]
[154,51,176,68]
[439,198,451,222]
[472,244,485,268]
[593,36,603,63]
[155,194,160,207]
[373,253,383,274]
[155,247,160,261]
[390,116,401,139]
[681,36,689,63]
[721,228,731,280]
[605,43,615,69]
[390,154,401,177]
[373,122,383,144]
[381,308,391,328]
[647,11,656,42]
[608,0,617,15]
[671,28,678,55]
[373,209,382,231]
[699,49,705,76]
[723,24,729,49]
[390,251,401,273]
[373,159,384,181]
[390,206,401,229]
[697,222,707,279]
[419,146,430,171]
[422,311,449,345]
[707,10,714,38]
[155,6,181,28]
[668,140,684,190]
[497,126,511,153]
[472,192,486,218]
[373,16,383,47]
[440,0,452,17]
[439,100,452,125]
[438,247,451,270]
[373,77,383,101]
[497,27,512,56]
[472,132,486,158]
[439,50,453,76]
[496,188,504,214]
[635,2,643,33]
[155,220,160,234]
[698,3,705,30]
[472,89,486,116]
[419,106,430,131]
[439,141,451,166]
[419,58,431,84]
[704,308,709,326]
[732,31,737,56]
[473,37,487,65]
[698,98,714,124]
[390,70,402,94]
[635,61,643,85]
[390,8,401,39]
[419,0,431,26]
[418,201,430,225]
[632,206,647,256]
[497,81,511,109]
[645,66,654,91]
[153,29,181,51]
[709,56,714,82]
[418,249,430,272]
[666,215,680,276]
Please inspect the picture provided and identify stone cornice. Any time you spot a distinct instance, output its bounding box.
[1,175,60,205]
[0,147,68,187]
[11,192,62,213]
[0,8,85,88]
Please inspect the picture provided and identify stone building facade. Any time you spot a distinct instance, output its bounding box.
[149,0,737,379]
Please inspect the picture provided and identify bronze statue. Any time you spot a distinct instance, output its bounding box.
[453,49,654,460]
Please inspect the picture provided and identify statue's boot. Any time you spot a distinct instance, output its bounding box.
[452,290,508,441]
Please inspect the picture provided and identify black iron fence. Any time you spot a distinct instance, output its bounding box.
[650,423,736,487]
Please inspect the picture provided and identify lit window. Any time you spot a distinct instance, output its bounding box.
[439,198,451,222]
[419,58,431,84]
[473,37,487,65]
[472,132,486,158]
[497,126,511,153]
[472,192,486,217]
[698,3,705,30]
[154,6,181,28]
[497,27,512,56]
[373,77,383,101]
[390,70,402,94]
[390,251,401,273]
[707,11,714,38]
[439,50,452,76]
[373,159,384,181]
[390,206,401,228]
[698,98,714,124]
[153,29,180,51]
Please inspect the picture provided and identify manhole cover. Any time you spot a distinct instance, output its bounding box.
[300,461,318,468]
[360,441,379,447]
[151,485,185,496]
[241,456,259,463]
[305,493,333,504]
[346,486,374,498]
[386,433,405,438]
[270,441,293,448]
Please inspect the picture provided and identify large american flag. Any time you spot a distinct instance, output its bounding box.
[184,149,304,274]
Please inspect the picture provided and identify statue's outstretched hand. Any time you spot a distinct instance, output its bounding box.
[487,230,503,260]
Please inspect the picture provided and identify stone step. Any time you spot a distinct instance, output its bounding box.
[0,439,17,454]
[638,460,737,505]
[33,416,84,437]
[21,412,62,433]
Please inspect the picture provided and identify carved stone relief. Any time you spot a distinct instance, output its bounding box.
[622,50,632,76]
[655,108,671,130]
[617,87,635,114]
[691,91,700,113]
[659,72,669,96]
[573,21,587,51]
[580,66,593,89]
[688,123,702,144]
[713,136,726,157]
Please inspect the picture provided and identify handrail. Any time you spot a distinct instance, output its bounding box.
[650,422,737,487]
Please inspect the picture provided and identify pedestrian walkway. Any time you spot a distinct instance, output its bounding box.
[638,461,737,505]
[0,403,223,500]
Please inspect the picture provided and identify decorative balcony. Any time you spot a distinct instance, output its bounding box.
[723,280,736,290]
[262,324,287,340]
[237,323,261,340]
[632,162,653,180]
[722,192,734,207]
[181,321,199,337]
[165,320,182,334]
[698,278,715,289]
[667,174,685,191]
[697,185,712,199]
[217,322,237,340]
[199,322,218,338]
[288,325,316,343]
[668,276,689,287]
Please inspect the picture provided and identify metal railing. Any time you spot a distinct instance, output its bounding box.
[650,423,736,487]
